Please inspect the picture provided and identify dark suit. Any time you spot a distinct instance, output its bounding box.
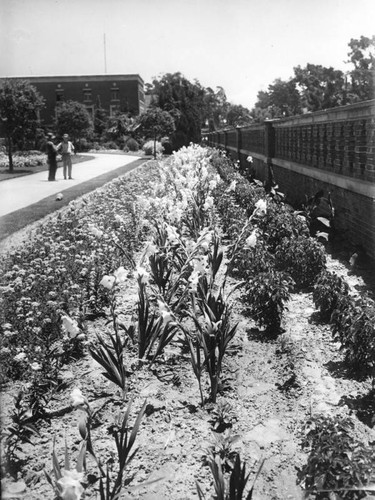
[46,140,57,181]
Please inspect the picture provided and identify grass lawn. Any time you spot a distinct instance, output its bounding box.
[0,157,148,243]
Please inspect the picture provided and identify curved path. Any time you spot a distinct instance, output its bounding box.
[0,153,146,241]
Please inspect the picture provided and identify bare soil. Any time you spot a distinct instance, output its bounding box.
[1,241,374,499]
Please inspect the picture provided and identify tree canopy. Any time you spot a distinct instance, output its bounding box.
[251,35,374,121]
[138,107,175,157]
[0,79,45,171]
[347,35,375,101]
[55,100,93,143]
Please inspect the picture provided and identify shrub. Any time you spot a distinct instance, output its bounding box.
[258,204,310,252]
[103,141,119,150]
[75,138,93,152]
[275,236,326,289]
[161,137,173,155]
[242,270,294,333]
[142,140,163,156]
[298,415,375,499]
[331,294,375,375]
[212,187,247,238]
[230,238,275,281]
[125,138,139,152]
[312,271,350,321]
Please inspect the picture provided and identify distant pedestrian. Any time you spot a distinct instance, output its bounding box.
[45,132,57,181]
[57,134,75,180]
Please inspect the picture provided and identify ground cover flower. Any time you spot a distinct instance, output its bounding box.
[61,315,80,338]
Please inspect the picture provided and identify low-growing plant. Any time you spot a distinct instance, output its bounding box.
[275,236,326,289]
[197,453,265,500]
[242,270,294,333]
[89,331,129,400]
[204,429,241,471]
[187,279,238,403]
[208,399,236,432]
[137,277,178,363]
[313,270,350,321]
[3,390,40,469]
[298,415,375,499]
[100,399,147,499]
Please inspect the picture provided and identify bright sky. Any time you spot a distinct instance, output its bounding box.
[1,0,374,108]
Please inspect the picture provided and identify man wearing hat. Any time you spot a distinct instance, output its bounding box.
[45,132,58,181]
[57,133,75,180]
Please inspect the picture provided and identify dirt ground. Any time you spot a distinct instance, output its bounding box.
[1,224,374,499]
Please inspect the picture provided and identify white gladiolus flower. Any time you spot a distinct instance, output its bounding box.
[99,275,116,290]
[208,179,217,191]
[136,267,149,285]
[254,199,267,217]
[188,270,200,288]
[57,469,84,500]
[246,156,253,163]
[61,315,80,338]
[244,230,258,249]
[70,387,87,408]
[203,196,214,211]
[113,266,127,283]
[161,310,173,325]
[166,224,179,244]
[144,243,158,257]
[201,165,208,181]
[226,180,237,192]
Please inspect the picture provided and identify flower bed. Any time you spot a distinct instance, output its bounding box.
[1,145,374,499]
[0,151,46,170]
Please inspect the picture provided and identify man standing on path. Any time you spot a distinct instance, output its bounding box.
[57,134,75,180]
[45,133,58,181]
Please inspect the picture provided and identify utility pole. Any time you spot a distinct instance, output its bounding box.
[104,33,107,74]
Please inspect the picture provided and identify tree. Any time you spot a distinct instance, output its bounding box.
[251,78,302,120]
[293,64,345,112]
[0,79,44,172]
[105,112,138,145]
[93,96,108,140]
[55,100,93,144]
[226,103,253,127]
[147,72,206,150]
[138,107,175,158]
[347,35,375,101]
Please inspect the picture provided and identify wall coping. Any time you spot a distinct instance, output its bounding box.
[272,157,375,198]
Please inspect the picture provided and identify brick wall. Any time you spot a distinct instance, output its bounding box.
[203,99,375,259]
[0,74,145,125]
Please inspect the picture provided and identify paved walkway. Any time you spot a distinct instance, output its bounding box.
[0,153,141,218]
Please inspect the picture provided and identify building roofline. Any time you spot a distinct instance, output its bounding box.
[0,74,144,84]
